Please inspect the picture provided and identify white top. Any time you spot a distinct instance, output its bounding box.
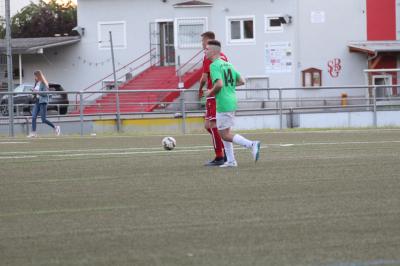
[33,82,41,92]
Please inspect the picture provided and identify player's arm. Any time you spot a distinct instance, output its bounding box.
[198,73,208,99]
[207,79,223,97]
[206,63,223,97]
[236,75,245,87]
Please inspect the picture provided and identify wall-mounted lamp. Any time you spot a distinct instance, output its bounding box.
[279,15,292,24]
[72,26,85,36]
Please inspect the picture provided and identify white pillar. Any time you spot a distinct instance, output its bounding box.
[19,54,22,85]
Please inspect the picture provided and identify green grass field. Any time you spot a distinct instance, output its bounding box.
[1,129,400,266]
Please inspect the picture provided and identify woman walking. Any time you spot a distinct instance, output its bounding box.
[27,70,61,137]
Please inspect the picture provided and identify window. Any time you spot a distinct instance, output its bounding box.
[265,15,284,33]
[176,18,207,48]
[226,16,255,44]
[4,68,24,79]
[98,21,127,49]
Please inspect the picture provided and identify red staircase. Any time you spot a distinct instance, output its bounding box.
[81,66,202,114]
[76,49,204,115]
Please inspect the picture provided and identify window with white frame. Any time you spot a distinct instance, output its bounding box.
[176,18,207,48]
[98,21,127,49]
[265,15,284,33]
[226,16,255,44]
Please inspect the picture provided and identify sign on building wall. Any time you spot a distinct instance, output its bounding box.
[327,58,342,78]
[265,42,293,73]
[311,11,325,24]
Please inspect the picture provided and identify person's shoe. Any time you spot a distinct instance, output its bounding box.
[55,126,61,136]
[252,141,261,162]
[219,160,238,168]
[204,157,225,166]
[27,132,37,138]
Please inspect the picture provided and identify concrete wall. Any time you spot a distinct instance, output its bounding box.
[2,110,400,136]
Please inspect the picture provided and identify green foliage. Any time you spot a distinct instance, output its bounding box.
[1,0,77,38]
[0,18,5,39]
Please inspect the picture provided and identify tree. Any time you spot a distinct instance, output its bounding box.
[0,18,5,39]
[1,0,77,38]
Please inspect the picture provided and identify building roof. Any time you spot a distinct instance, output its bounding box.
[348,41,400,55]
[174,0,212,7]
[0,36,81,54]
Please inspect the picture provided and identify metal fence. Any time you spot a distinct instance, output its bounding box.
[1,84,400,136]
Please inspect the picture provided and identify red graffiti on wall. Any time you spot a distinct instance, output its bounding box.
[328,58,342,78]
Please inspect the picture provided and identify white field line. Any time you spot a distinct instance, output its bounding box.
[1,139,400,156]
[0,155,37,159]
[0,142,29,144]
[51,148,216,157]
[0,140,400,160]
[289,140,400,146]
[0,145,214,155]
[1,128,400,141]
[0,147,216,160]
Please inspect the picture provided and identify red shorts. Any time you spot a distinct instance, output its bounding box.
[205,97,216,121]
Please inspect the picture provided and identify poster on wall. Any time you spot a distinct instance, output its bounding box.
[311,11,325,24]
[265,42,293,73]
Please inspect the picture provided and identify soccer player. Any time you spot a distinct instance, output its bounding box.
[205,40,261,167]
[198,31,228,166]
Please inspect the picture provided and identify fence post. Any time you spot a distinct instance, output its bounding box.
[279,89,283,130]
[109,31,121,133]
[79,92,84,136]
[373,86,377,128]
[177,56,182,84]
[179,86,186,134]
[5,0,14,137]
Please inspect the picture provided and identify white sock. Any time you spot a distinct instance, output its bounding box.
[233,134,253,149]
[222,140,235,162]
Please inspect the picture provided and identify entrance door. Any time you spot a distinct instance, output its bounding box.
[373,75,393,99]
[159,22,175,66]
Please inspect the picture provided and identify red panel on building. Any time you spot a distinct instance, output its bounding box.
[367,0,396,40]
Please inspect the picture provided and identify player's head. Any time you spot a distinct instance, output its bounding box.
[205,40,221,60]
[201,31,215,49]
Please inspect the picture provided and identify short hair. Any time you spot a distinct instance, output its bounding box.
[207,40,221,48]
[201,31,215,39]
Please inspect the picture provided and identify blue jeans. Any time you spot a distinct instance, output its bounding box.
[32,102,55,131]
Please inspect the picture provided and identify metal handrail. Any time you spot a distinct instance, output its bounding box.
[175,49,204,79]
[181,57,203,77]
[80,48,156,93]
[2,84,400,96]
[3,84,400,135]
[75,48,156,106]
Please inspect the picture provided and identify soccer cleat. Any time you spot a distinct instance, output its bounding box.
[55,126,61,136]
[219,161,238,168]
[204,157,225,166]
[252,141,261,162]
[27,132,37,138]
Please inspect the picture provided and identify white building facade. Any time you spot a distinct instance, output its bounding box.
[14,0,400,100]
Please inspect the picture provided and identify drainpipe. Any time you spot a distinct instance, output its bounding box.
[295,0,301,87]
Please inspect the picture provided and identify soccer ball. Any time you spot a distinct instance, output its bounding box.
[162,136,176,150]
